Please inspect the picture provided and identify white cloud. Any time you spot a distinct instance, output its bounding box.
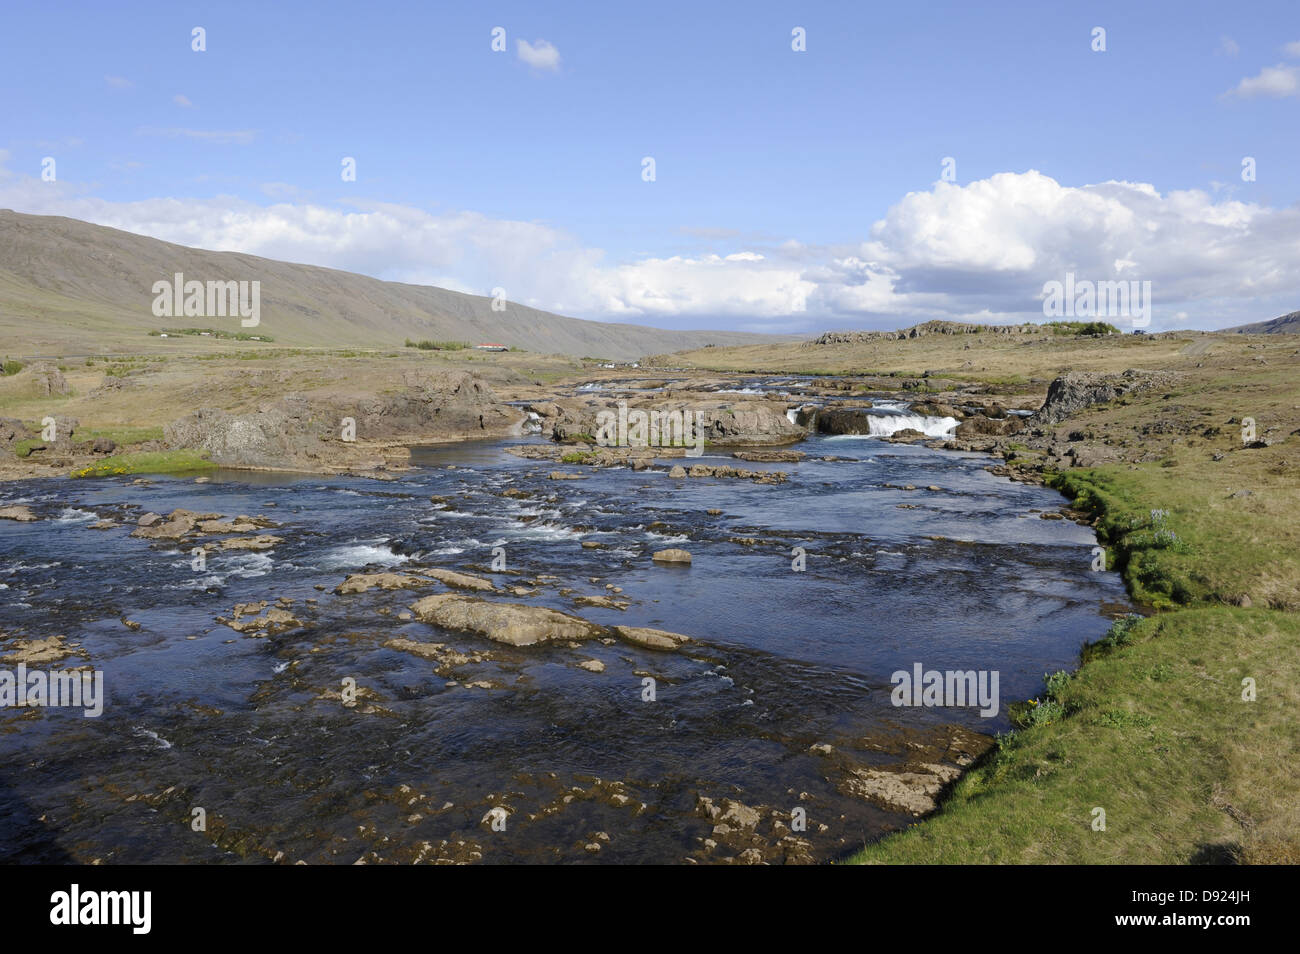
[173,94,194,108]
[1224,63,1300,98]
[1284,41,1300,57]
[136,127,256,144]
[516,38,561,71]
[1219,36,1239,57]
[1,157,1297,332]
[105,75,133,89]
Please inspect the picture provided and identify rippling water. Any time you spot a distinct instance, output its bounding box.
[0,435,1130,863]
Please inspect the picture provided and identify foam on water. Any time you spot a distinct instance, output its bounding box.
[319,543,412,570]
[825,413,959,438]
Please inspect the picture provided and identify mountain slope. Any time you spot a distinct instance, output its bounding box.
[0,210,783,359]
[1220,311,1300,334]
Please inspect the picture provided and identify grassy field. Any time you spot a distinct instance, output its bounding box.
[0,347,586,436]
[665,325,1300,864]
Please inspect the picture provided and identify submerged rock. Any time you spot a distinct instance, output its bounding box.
[218,534,282,551]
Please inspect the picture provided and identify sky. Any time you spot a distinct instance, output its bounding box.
[1,0,1298,333]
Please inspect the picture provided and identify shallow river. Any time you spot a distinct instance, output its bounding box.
[0,433,1130,863]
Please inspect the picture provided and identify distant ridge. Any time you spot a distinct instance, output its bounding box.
[0,209,785,360]
[1220,311,1300,335]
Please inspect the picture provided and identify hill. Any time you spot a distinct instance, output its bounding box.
[1220,310,1300,334]
[0,209,784,360]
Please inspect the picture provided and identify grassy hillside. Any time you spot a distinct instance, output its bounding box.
[0,210,786,360]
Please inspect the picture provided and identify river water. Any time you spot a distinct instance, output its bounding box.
[0,432,1130,863]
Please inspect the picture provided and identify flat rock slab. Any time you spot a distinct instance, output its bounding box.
[423,568,495,592]
[613,625,691,651]
[336,572,433,594]
[410,594,603,647]
[218,534,282,551]
[842,763,963,816]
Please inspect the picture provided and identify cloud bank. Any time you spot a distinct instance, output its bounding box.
[2,160,1297,332]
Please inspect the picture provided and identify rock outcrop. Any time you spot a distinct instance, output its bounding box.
[1029,370,1174,425]
[164,371,523,471]
[547,397,803,447]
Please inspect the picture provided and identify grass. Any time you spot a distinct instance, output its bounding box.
[70,450,214,478]
[150,327,273,341]
[405,338,471,351]
[79,425,165,445]
[848,607,1300,864]
[1046,320,1121,336]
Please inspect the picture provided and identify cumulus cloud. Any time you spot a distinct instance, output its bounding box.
[0,155,1296,331]
[1285,40,1300,57]
[1218,36,1239,57]
[516,38,561,71]
[1224,63,1300,98]
[105,75,133,89]
[173,94,193,108]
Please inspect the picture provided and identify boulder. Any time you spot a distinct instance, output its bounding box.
[131,508,223,539]
[652,548,692,564]
[29,363,71,397]
[955,415,1022,439]
[1030,370,1173,426]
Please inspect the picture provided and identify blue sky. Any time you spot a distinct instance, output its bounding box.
[2,0,1298,331]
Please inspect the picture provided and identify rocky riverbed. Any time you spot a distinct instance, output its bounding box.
[0,411,1132,863]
